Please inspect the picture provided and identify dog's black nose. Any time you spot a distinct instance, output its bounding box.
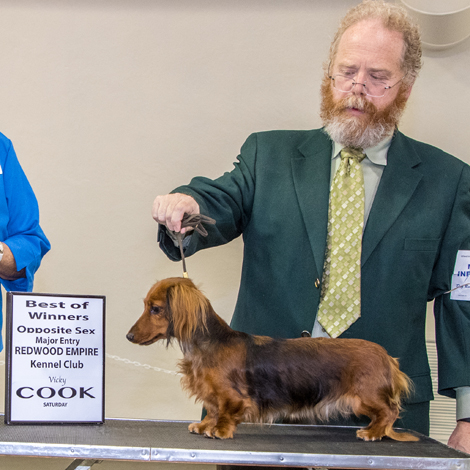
[126,332,134,342]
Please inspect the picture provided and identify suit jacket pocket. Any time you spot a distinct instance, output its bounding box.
[404,238,441,252]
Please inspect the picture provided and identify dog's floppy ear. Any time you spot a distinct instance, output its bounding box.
[166,279,209,342]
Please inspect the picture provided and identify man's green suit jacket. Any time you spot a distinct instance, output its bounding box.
[159,128,470,409]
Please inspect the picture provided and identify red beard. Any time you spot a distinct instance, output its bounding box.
[320,75,409,149]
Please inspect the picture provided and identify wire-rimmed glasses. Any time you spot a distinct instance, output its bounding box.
[328,64,406,98]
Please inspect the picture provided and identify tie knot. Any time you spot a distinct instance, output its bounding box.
[341,147,366,163]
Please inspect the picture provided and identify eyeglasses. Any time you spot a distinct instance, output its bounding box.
[328,64,406,98]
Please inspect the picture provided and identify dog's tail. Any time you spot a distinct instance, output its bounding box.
[386,428,419,441]
[390,356,413,408]
[385,357,419,442]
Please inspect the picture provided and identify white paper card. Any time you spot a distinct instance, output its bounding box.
[451,250,470,300]
[6,293,105,423]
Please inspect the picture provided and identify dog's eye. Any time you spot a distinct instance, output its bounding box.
[150,306,162,315]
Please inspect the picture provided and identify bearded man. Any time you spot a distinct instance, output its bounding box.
[153,0,470,454]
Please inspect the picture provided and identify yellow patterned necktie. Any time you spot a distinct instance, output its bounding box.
[317,147,366,338]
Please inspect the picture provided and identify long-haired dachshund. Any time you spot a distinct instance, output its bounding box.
[127,277,418,442]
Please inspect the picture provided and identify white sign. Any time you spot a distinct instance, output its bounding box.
[451,250,470,301]
[5,292,105,424]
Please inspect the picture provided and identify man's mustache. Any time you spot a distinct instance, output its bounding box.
[335,95,377,114]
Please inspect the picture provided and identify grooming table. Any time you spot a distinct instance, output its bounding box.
[0,417,468,470]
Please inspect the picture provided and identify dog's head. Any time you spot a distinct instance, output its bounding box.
[126,277,209,346]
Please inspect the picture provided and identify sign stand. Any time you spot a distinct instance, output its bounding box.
[5,292,105,424]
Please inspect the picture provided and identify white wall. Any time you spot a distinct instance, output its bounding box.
[0,0,468,421]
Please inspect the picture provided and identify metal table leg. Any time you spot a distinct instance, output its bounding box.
[65,459,102,470]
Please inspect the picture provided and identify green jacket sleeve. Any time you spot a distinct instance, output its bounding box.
[158,133,258,260]
[431,164,470,398]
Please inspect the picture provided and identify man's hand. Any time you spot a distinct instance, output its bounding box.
[0,242,26,281]
[152,193,200,233]
[448,421,470,454]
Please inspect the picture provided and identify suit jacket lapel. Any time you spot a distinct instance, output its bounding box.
[292,130,332,276]
[362,131,423,266]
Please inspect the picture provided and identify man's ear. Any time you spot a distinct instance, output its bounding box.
[404,82,415,100]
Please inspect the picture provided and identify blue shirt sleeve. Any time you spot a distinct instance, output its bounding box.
[0,134,50,293]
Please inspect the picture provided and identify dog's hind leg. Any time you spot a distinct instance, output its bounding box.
[354,396,400,442]
[356,404,419,442]
[356,408,397,441]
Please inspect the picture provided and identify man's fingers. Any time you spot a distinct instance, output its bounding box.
[152,193,200,232]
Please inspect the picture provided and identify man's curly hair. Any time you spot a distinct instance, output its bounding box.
[327,0,422,87]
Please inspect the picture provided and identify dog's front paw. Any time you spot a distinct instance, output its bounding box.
[189,422,234,439]
[188,422,205,435]
[213,427,234,439]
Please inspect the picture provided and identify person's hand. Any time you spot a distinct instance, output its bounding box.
[152,193,200,233]
[448,421,470,454]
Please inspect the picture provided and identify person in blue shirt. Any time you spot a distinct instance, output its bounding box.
[0,132,50,350]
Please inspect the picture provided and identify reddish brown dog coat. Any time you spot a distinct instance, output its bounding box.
[127,277,418,442]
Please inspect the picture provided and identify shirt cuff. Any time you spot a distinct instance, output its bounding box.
[162,225,192,249]
[456,387,470,420]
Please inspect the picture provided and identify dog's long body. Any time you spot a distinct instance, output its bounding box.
[127,277,418,442]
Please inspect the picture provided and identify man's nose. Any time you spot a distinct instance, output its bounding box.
[350,70,367,95]
[351,79,367,95]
